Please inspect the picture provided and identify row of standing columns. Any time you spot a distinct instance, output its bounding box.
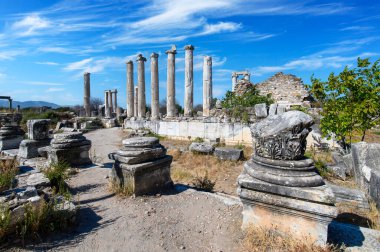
[104,89,118,118]
[126,45,212,119]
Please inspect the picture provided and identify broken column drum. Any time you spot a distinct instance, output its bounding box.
[150,53,159,120]
[0,113,24,151]
[203,56,212,116]
[48,132,92,166]
[237,111,337,244]
[136,54,146,118]
[126,60,134,118]
[83,72,91,117]
[109,137,173,196]
[166,45,177,118]
[18,119,51,159]
[184,45,194,116]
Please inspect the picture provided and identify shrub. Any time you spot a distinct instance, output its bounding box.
[314,160,330,178]
[193,137,204,143]
[44,162,70,195]
[0,205,11,239]
[0,158,19,192]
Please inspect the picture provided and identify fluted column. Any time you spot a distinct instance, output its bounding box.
[136,54,146,118]
[184,45,194,116]
[109,90,113,116]
[150,53,159,120]
[203,56,212,116]
[114,89,118,115]
[83,72,91,117]
[166,45,176,118]
[126,60,134,118]
[105,91,110,118]
[134,86,138,117]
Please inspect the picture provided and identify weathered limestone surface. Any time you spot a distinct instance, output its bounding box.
[109,137,173,196]
[184,45,194,116]
[48,132,92,166]
[166,45,177,118]
[351,142,380,208]
[189,142,214,154]
[256,72,310,104]
[83,72,91,117]
[127,61,134,118]
[150,53,159,120]
[203,56,212,116]
[238,110,337,244]
[254,103,267,118]
[27,119,50,140]
[214,147,243,161]
[133,86,139,117]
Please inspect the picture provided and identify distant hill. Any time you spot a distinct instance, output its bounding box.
[0,100,61,109]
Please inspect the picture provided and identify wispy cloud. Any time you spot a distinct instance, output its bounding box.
[340,26,374,31]
[11,14,51,37]
[24,81,65,86]
[35,61,59,65]
[46,87,65,92]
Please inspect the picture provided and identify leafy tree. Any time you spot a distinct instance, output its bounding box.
[310,57,380,153]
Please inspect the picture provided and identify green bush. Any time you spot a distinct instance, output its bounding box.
[44,162,70,195]
[193,137,204,143]
[314,160,330,178]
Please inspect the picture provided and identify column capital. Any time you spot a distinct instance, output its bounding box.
[126,60,133,65]
[165,45,177,55]
[184,45,194,51]
[150,52,159,58]
[136,54,147,62]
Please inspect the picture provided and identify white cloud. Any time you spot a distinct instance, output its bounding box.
[199,22,241,35]
[24,81,64,86]
[340,26,374,31]
[46,87,65,92]
[35,61,59,66]
[12,14,51,36]
[0,49,27,60]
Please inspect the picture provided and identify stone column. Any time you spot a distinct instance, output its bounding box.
[9,99,12,110]
[184,45,194,116]
[83,72,91,117]
[126,60,134,118]
[166,45,177,118]
[136,54,146,118]
[114,89,118,114]
[150,53,159,120]
[232,72,238,91]
[134,86,138,117]
[105,91,110,118]
[109,90,113,116]
[203,56,212,116]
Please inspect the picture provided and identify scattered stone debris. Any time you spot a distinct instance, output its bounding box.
[214,147,243,161]
[189,142,214,155]
[109,137,173,196]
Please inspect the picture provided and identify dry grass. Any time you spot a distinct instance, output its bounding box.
[242,225,342,252]
[109,176,135,197]
[0,157,19,192]
[169,151,244,195]
[336,200,380,229]
[351,129,380,143]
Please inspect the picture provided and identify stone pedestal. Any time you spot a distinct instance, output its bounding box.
[237,111,337,244]
[109,137,173,196]
[48,132,92,166]
[19,119,51,159]
[0,125,24,151]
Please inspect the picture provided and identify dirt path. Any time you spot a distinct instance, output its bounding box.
[22,128,244,252]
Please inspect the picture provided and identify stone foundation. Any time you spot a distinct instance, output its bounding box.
[18,139,51,159]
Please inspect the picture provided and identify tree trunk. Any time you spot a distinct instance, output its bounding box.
[361,130,366,142]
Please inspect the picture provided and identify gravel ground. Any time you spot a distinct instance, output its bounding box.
[10,128,244,252]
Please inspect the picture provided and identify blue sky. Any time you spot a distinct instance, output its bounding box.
[0,0,379,107]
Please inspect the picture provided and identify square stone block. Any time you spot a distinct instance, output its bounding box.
[0,136,23,151]
[48,144,91,166]
[111,155,173,196]
[27,119,50,140]
[18,139,51,159]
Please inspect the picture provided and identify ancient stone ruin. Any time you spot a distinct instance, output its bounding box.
[109,137,173,196]
[256,72,311,105]
[0,113,24,151]
[237,110,337,244]
[18,119,51,159]
[47,132,92,166]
